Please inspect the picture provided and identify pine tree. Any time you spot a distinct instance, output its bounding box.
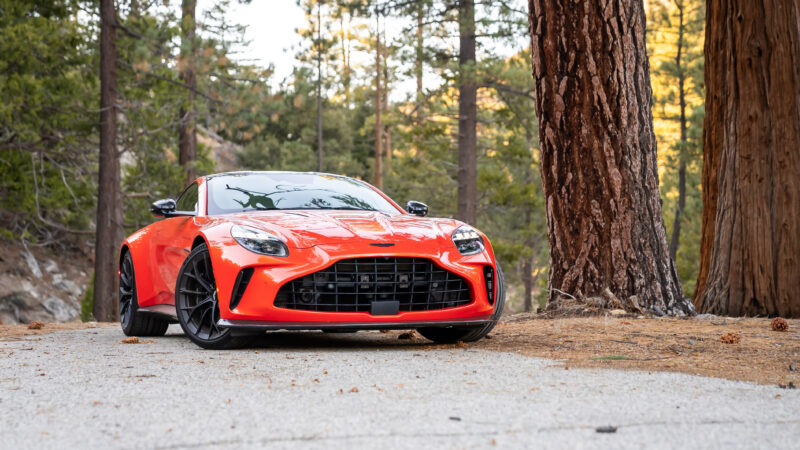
[178,0,198,185]
[94,0,123,322]
[528,0,694,315]
[696,0,800,317]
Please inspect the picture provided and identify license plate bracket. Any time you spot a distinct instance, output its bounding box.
[370,300,399,315]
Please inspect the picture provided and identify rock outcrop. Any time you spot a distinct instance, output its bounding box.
[0,242,89,324]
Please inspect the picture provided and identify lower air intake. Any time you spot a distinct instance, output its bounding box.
[274,257,472,312]
[483,266,495,305]
[229,267,254,310]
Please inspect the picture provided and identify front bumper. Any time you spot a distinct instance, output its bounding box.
[208,240,498,325]
[217,317,492,334]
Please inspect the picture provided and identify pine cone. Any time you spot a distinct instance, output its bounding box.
[720,332,741,344]
[771,317,789,332]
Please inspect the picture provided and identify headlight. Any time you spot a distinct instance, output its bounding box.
[231,225,289,257]
[451,225,485,255]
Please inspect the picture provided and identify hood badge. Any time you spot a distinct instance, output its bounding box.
[370,243,395,247]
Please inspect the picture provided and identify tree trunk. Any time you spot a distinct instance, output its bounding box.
[178,0,197,186]
[668,0,688,264]
[339,12,351,109]
[416,2,424,120]
[383,35,391,175]
[522,256,533,312]
[695,0,800,317]
[457,0,477,225]
[669,156,687,262]
[374,13,383,189]
[385,128,392,173]
[93,0,123,322]
[528,0,692,315]
[523,210,533,312]
[316,1,324,172]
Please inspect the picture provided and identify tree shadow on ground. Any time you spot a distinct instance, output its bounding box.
[159,328,440,352]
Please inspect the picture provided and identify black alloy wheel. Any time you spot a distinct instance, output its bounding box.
[119,251,169,336]
[416,265,506,344]
[175,244,251,349]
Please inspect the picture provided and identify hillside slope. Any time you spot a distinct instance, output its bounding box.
[0,240,90,324]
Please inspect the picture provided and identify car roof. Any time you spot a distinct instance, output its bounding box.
[204,171,357,182]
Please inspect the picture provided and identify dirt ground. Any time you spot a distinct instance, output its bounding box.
[473,314,800,386]
[2,315,798,386]
[0,321,114,339]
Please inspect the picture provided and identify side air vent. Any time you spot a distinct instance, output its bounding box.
[229,267,254,310]
[483,266,495,305]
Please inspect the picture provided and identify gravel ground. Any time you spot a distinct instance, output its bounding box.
[1,325,798,449]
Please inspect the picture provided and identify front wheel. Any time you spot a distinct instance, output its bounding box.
[175,244,251,350]
[119,251,169,337]
[417,265,506,344]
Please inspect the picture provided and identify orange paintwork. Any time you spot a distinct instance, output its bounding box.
[121,175,499,325]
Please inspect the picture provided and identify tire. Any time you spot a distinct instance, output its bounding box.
[175,244,251,350]
[417,265,506,344]
[119,251,169,337]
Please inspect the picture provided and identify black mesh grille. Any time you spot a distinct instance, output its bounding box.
[274,257,472,312]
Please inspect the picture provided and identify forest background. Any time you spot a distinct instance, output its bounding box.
[0,0,704,316]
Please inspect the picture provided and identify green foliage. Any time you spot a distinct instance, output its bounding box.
[1,0,708,312]
[0,0,97,243]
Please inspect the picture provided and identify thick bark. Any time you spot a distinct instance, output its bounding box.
[457,0,477,225]
[668,1,688,263]
[93,0,123,322]
[695,0,800,317]
[374,14,383,189]
[178,0,197,186]
[528,0,692,314]
[316,1,323,172]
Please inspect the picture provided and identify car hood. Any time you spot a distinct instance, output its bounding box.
[223,210,460,249]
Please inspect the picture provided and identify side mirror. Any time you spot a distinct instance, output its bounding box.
[151,199,177,217]
[406,201,428,217]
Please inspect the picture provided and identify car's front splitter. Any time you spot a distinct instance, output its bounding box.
[217,316,492,334]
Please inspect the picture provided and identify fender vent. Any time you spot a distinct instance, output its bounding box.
[229,268,254,310]
[274,257,472,313]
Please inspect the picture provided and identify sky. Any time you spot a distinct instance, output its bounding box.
[201,0,424,98]
[197,1,529,98]
[207,1,306,82]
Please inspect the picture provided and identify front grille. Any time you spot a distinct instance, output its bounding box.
[274,257,472,312]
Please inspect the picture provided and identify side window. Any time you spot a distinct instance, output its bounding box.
[176,183,199,213]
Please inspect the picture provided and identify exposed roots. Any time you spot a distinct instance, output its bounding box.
[545,287,696,317]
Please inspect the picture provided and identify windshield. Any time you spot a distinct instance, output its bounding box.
[206,173,400,215]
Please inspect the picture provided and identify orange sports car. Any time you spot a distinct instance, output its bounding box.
[119,171,505,349]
